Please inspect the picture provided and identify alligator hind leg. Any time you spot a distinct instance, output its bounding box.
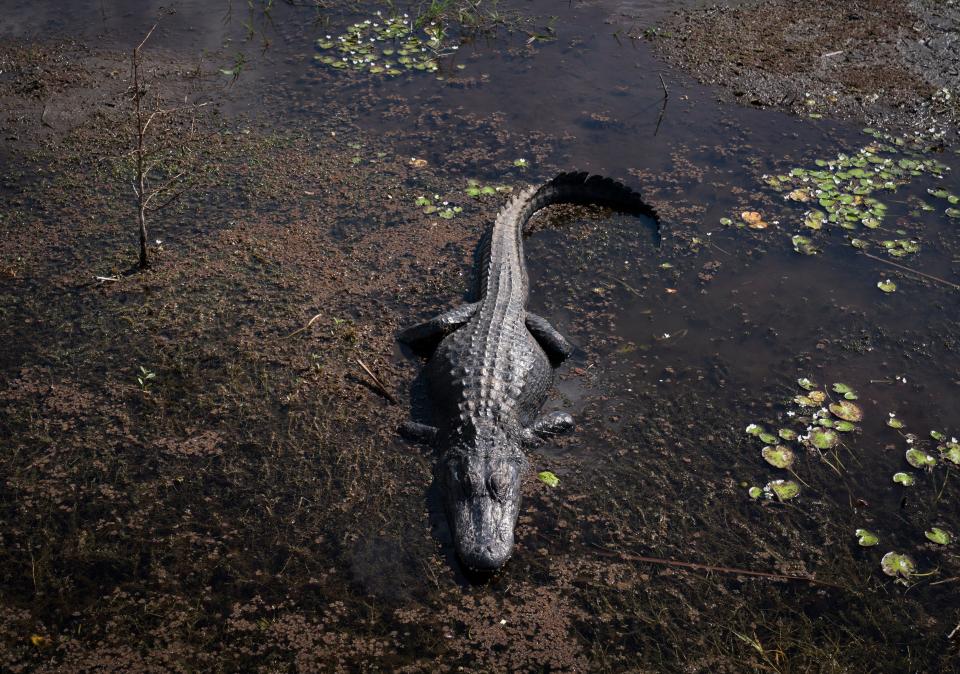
[522,411,575,446]
[398,302,479,351]
[525,312,574,364]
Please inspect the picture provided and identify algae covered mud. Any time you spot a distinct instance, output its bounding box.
[1,0,959,671]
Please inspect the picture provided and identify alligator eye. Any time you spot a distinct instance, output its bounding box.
[487,468,512,501]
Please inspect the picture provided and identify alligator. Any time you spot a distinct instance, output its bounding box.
[399,172,659,573]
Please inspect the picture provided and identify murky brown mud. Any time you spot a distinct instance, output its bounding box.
[1,1,959,671]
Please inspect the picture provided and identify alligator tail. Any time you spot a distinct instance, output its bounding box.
[517,171,661,244]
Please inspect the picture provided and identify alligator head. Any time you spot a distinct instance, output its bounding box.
[442,441,525,573]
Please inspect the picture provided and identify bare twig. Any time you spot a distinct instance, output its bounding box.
[862,251,960,290]
[949,621,960,639]
[355,357,397,405]
[654,73,669,136]
[95,275,121,283]
[285,312,324,338]
[591,544,842,589]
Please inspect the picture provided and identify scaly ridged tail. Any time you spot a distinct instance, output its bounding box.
[476,172,661,297]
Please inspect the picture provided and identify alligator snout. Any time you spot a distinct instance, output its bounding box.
[444,454,522,573]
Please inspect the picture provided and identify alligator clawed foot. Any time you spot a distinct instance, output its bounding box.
[523,411,575,446]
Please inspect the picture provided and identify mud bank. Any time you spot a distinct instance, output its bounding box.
[654,0,960,139]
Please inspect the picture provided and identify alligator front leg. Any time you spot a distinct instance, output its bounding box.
[398,302,479,351]
[525,312,574,364]
[400,421,438,445]
[522,411,575,446]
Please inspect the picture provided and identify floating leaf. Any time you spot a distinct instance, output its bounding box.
[741,211,768,229]
[930,430,945,441]
[745,423,764,436]
[792,234,819,255]
[809,428,839,449]
[832,383,853,395]
[925,527,952,545]
[880,552,916,579]
[893,472,916,486]
[829,401,863,422]
[797,377,816,391]
[947,208,960,218]
[808,390,827,404]
[887,415,905,429]
[794,395,816,407]
[855,529,879,547]
[877,280,897,293]
[905,448,936,469]
[758,432,778,445]
[720,217,733,226]
[748,486,763,499]
[766,479,800,501]
[778,428,798,441]
[762,445,795,469]
[537,470,559,487]
[941,442,960,465]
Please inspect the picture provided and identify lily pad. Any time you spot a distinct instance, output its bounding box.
[758,432,778,445]
[809,428,839,449]
[745,423,764,436]
[831,382,854,395]
[794,395,816,407]
[855,529,879,547]
[880,552,916,579]
[797,377,816,390]
[887,415,905,429]
[877,280,897,293]
[762,445,795,469]
[765,479,800,501]
[537,470,559,487]
[893,472,916,486]
[808,390,827,404]
[940,442,960,465]
[924,527,952,545]
[778,428,798,441]
[741,211,768,229]
[905,448,937,469]
[748,486,763,499]
[834,420,856,432]
[930,430,945,441]
[829,401,863,422]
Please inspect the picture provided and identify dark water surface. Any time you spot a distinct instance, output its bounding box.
[3,0,959,670]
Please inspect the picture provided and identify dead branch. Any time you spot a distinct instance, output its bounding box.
[355,358,398,405]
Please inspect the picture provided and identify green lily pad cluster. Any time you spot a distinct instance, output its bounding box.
[414,194,462,219]
[744,378,866,500]
[465,179,511,199]
[887,419,959,488]
[761,131,950,255]
[315,12,459,76]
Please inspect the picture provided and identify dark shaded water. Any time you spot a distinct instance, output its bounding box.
[2,0,959,670]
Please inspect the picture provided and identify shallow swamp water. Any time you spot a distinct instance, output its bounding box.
[1,0,959,671]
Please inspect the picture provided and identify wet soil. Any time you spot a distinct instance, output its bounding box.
[654,0,960,140]
[2,1,960,672]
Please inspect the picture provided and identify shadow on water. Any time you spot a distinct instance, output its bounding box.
[2,0,959,670]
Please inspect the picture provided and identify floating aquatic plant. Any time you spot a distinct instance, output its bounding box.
[877,279,897,293]
[748,486,763,499]
[887,413,905,429]
[829,400,862,422]
[925,527,952,545]
[765,479,800,501]
[855,529,879,547]
[809,428,839,450]
[893,472,916,486]
[762,445,795,469]
[880,551,916,579]
[905,448,937,469]
[315,12,460,77]
[537,470,559,487]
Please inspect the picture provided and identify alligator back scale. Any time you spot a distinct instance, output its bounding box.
[399,172,660,573]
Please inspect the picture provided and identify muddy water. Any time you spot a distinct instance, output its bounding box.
[3,0,960,670]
